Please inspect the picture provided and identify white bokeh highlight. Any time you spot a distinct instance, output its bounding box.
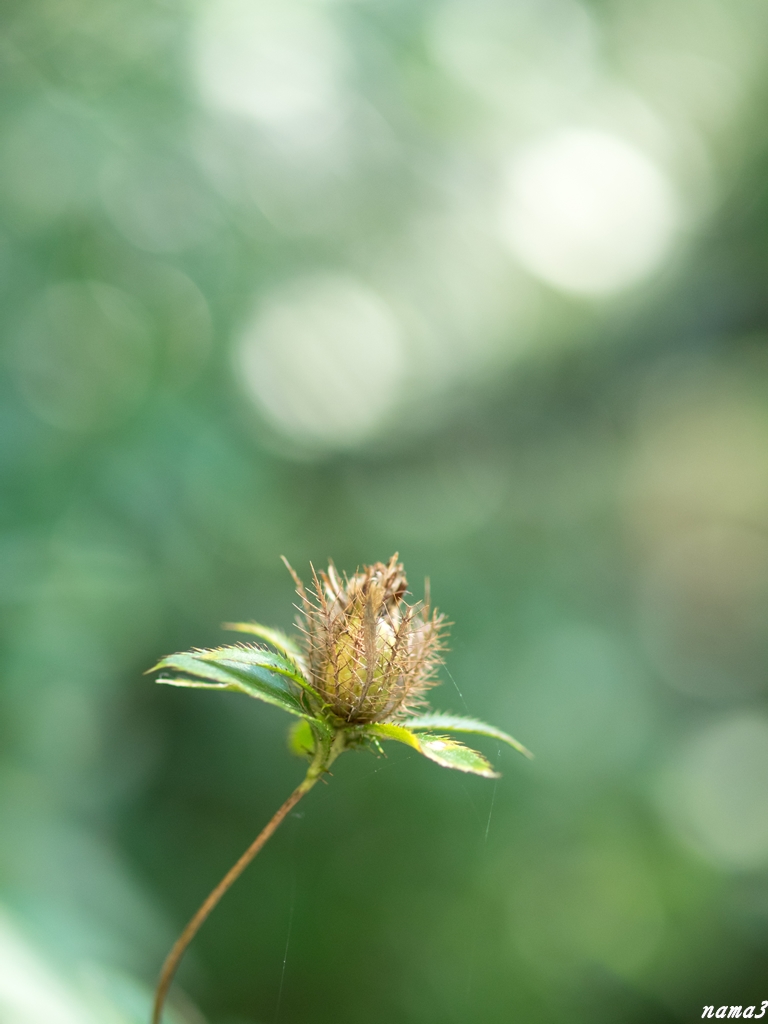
[193,0,344,126]
[235,275,404,450]
[500,129,679,296]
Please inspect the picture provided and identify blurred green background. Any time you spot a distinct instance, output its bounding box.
[3,0,768,1021]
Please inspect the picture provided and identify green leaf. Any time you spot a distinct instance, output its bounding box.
[223,622,304,663]
[400,713,533,759]
[367,722,423,752]
[418,735,500,777]
[367,724,500,778]
[288,719,316,758]
[154,651,310,719]
[196,644,303,681]
[195,644,322,703]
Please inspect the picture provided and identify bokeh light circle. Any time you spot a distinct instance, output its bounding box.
[193,0,344,126]
[235,274,404,451]
[500,129,679,295]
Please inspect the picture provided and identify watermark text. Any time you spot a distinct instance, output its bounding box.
[702,1005,768,1019]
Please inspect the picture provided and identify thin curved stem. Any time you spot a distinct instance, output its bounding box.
[152,767,319,1024]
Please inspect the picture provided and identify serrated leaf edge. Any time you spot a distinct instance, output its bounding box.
[194,643,322,703]
[223,621,305,664]
[366,723,500,778]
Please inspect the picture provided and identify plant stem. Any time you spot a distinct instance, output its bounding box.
[151,751,327,1024]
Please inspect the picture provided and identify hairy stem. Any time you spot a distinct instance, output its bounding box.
[152,741,333,1024]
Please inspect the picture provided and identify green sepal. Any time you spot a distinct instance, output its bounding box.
[400,713,532,759]
[223,622,304,663]
[288,719,316,758]
[367,723,500,778]
[154,651,311,719]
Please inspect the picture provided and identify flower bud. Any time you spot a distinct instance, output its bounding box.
[290,555,445,724]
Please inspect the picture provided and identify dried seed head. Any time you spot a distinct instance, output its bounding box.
[287,555,446,724]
